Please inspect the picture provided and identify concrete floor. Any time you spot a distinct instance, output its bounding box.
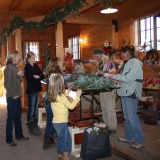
[0,100,160,160]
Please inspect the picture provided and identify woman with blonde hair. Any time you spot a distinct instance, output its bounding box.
[92,49,117,135]
[4,50,29,146]
[24,52,45,136]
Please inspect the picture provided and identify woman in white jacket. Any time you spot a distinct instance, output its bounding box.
[112,46,144,149]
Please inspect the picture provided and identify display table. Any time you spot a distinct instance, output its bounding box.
[66,87,116,124]
[79,89,113,123]
[143,87,160,96]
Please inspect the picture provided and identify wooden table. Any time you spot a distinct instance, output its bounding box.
[143,87,160,96]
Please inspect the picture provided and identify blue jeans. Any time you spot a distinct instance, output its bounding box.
[121,97,144,144]
[53,123,72,154]
[6,97,24,143]
[44,93,53,138]
[27,93,39,121]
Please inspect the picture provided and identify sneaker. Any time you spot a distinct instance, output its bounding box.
[16,136,29,141]
[8,141,17,146]
[131,143,144,149]
[57,154,62,160]
[118,137,134,143]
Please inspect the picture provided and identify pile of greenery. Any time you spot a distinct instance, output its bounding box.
[90,127,109,135]
[67,74,116,90]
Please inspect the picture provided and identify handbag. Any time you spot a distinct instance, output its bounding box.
[80,126,111,160]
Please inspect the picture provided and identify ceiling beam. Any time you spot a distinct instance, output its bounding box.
[65,14,112,25]
[25,15,45,22]
[0,10,41,21]
[8,11,40,16]
[25,1,100,23]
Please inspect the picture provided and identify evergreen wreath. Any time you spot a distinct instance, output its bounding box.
[145,49,159,64]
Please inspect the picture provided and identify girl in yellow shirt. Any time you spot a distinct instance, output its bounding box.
[48,73,82,160]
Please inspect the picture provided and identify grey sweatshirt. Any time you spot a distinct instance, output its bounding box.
[4,63,22,97]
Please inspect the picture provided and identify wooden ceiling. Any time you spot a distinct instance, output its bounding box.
[0,0,66,21]
[0,0,160,24]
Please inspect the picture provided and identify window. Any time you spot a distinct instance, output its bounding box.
[68,36,80,59]
[156,16,160,50]
[139,16,160,50]
[22,42,40,61]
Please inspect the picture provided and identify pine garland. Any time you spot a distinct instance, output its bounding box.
[67,74,116,90]
[0,0,125,44]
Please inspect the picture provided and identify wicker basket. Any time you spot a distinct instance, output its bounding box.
[142,110,160,125]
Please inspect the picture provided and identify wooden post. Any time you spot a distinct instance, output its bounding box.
[15,28,22,58]
[7,36,13,52]
[56,22,64,67]
[1,44,7,66]
[15,28,27,111]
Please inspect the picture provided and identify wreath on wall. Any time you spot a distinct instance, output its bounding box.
[145,49,159,65]
[103,40,116,57]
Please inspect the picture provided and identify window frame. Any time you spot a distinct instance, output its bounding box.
[68,36,81,60]
[138,15,160,50]
[22,41,40,61]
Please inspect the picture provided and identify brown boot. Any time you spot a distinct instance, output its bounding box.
[32,117,42,135]
[62,152,71,160]
[43,137,55,150]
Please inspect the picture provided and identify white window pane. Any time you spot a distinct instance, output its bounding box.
[147,18,150,30]
[157,27,160,50]
[146,30,150,41]
[151,29,154,40]
[156,17,160,27]
[150,29,154,48]
[157,40,160,50]
[151,17,153,29]
[140,19,145,31]
[29,42,39,61]
[68,37,80,60]
[157,27,160,40]
[141,31,145,42]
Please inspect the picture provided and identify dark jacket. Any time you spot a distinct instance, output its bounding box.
[4,63,22,97]
[24,63,45,94]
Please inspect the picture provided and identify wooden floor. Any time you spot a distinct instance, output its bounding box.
[110,116,160,160]
[0,96,160,160]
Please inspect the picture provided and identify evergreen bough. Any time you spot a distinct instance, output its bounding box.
[67,74,116,90]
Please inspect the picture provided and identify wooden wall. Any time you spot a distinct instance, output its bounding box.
[80,25,113,60]
[21,25,56,58]
[63,23,113,60]
[0,21,9,65]
[118,19,131,46]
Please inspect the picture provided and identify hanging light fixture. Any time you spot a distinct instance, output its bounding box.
[100,7,118,14]
[100,0,118,14]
